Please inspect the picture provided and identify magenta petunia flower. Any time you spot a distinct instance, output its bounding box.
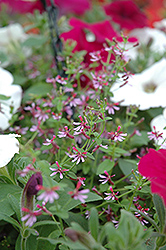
[0,0,91,16]
[61,18,118,69]
[103,0,148,30]
[138,148,166,206]
[0,0,44,14]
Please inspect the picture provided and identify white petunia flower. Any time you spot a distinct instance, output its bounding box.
[150,108,166,149]
[0,134,20,168]
[153,19,166,31]
[110,58,166,110]
[0,67,22,130]
[122,28,166,61]
[0,23,31,67]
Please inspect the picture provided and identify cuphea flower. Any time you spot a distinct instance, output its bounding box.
[50,161,69,179]
[66,147,87,165]
[147,126,163,141]
[138,148,166,206]
[0,67,22,130]
[68,181,89,203]
[134,202,150,225]
[105,102,120,115]
[104,186,119,201]
[0,134,20,168]
[43,135,56,146]
[57,126,74,139]
[21,207,42,227]
[103,0,148,30]
[37,185,60,203]
[108,126,127,142]
[99,171,115,185]
[110,58,166,110]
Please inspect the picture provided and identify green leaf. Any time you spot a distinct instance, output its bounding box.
[96,159,114,175]
[86,152,95,160]
[118,158,137,176]
[0,213,21,230]
[0,94,10,100]
[38,237,89,249]
[0,183,22,216]
[8,194,21,223]
[23,83,52,102]
[153,194,166,233]
[22,36,47,47]
[105,209,151,250]
[89,208,99,241]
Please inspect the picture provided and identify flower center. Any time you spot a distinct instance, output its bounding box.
[85,30,96,42]
[143,82,157,93]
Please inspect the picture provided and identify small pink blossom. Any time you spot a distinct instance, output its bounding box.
[68,181,89,203]
[50,161,69,179]
[147,126,163,141]
[99,171,115,185]
[105,102,120,115]
[104,186,119,201]
[92,144,108,152]
[17,158,36,177]
[36,185,60,203]
[21,207,42,227]
[52,112,62,120]
[108,126,127,142]
[58,126,74,139]
[89,51,102,62]
[43,135,56,146]
[91,72,108,90]
[66,147,87,164]
[34,106,50,122]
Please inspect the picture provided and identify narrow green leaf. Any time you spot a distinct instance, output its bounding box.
[153,194,166,233]
[89,208,99,241]
[0,94,10,100]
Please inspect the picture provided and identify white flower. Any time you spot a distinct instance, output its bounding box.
[110,58,166,110]
[122,28,166,61]
[150,109,166,148]
[153,19,166,31]
[129,27,166,54]
[0,134,20,168]
[0,23,31,66]
[0,67,22,130]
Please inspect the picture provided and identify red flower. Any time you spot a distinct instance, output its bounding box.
[61,17,118,69]
[143,0,166,27]
[138,148,166,206]
[0,0,91,15]
[103,0,148,30]
[53,0,91,16]
[0,0,44,14]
